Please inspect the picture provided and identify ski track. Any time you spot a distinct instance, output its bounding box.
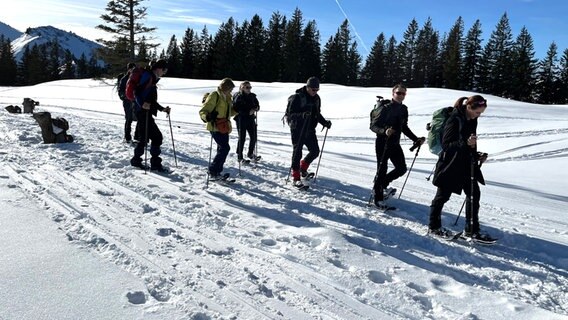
[1,107,567,319]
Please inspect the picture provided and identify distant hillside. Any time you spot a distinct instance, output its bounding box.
[0,21,22,41]
[9,25,102,62]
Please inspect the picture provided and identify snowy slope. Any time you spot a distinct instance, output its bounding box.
[0,79,566,319]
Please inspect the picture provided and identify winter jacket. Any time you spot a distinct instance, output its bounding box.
[376,100,419,144]
[199,89,237,133]
[233,91,260,122]
[287,86,328,131]
[134,70,166,116]
[432,106,485,194]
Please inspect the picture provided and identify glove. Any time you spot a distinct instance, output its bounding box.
[410,137,426,151]
[324,120,332,129]
[142,102,151,110]
[206,110,218,122]
[163,106,171,114]
[302,112,312,119]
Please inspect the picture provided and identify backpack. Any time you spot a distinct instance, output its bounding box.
[202,92,211,104]
[282,94,307,126]
[125,67,151,102]
[117,73,127,100]
[426,106,461,155]
[369,96,390,134]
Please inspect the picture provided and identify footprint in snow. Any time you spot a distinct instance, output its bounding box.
[368,270,394,284]
[126,291,146,304]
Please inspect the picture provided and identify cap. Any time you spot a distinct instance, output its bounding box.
[150,59,168,70]
[306,77,320,89]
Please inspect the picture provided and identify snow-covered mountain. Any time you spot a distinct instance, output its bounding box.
[0,21,22,41]
[5,24,101,61]
[0,78,566,319]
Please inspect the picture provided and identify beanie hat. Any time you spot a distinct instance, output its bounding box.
[219,78,235,91]
[150,59,168,70]
[306,76,320,88]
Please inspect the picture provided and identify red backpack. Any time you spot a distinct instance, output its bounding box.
[125,67,151,101]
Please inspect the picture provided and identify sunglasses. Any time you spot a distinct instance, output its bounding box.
[395,92,406,96]
[474,99,487,107]
[245,86,252,89]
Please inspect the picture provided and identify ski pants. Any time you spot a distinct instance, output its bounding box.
[429,180,481,232]
[132,110,163,168]
[209,131,230,175]
[290,129,319,171]
[373,138,407,199]
[235,117,257,160]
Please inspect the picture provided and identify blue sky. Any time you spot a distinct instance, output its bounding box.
[1,0,566,60]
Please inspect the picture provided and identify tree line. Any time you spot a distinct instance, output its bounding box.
[1,1,567,105]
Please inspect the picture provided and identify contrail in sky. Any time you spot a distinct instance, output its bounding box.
[334,0,370,55]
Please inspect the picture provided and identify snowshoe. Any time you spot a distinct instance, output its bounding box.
[209,172,236,183]
[428,227,455,241]
[372,200,396,211]
[461,231,497,245]
[248,155,262,162]
[151,166,172,174]
[293,180,309,191]
[383,187,397,200]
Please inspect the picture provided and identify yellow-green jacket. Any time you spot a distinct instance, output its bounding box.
[199,89,237,133]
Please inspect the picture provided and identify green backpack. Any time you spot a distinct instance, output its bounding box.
[369,96,390,134]
[427,106,461,155]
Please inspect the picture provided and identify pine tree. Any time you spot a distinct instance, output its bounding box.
[299,20,321,82]
[96,0,157,73]
[462,20,483,91]
[0,36,17,85]
[398,19,419,85]
[558,49,568,103]
[232,20,249,80]
[360,33,387,86]
[247,14,267,81]
[510,27,537,102]
[440,17,464,89]
[195,26,212,80]
[179,28,198,78]
[211,18,236,79]
[165,35,182,77]
[264,12,286,81]
[413,18,439,87]
[384,36,402,85]
[534,42,560,104]
[479,13,514,97]
[282,8,303,82]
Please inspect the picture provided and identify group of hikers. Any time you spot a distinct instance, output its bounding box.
[117,60,495,243]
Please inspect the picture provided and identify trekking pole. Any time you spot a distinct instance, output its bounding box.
[205,135,213,188]
[426,164,435,181]
[167,110,178,167]
[143,110,149,174]
[454,151,484,225]
[313,127,328,182]
[368,133,390,205]
[254,112,259,158]
[237,116,242,176]
[398,141,422,199]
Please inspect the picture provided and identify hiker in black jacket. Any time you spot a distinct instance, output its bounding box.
[372,84,425,206]
[233,81,260,163]
[287,77,331,187]
[428,95,492,241]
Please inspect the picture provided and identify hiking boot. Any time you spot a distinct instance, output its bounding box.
[130,158,146,169]
[428,227,453,238]
[151,166,170,173]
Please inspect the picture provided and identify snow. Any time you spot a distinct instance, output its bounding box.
[0,78,567,319]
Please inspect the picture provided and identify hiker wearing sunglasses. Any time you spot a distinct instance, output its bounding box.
[372,84,425,208]
[233,81,261,163]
